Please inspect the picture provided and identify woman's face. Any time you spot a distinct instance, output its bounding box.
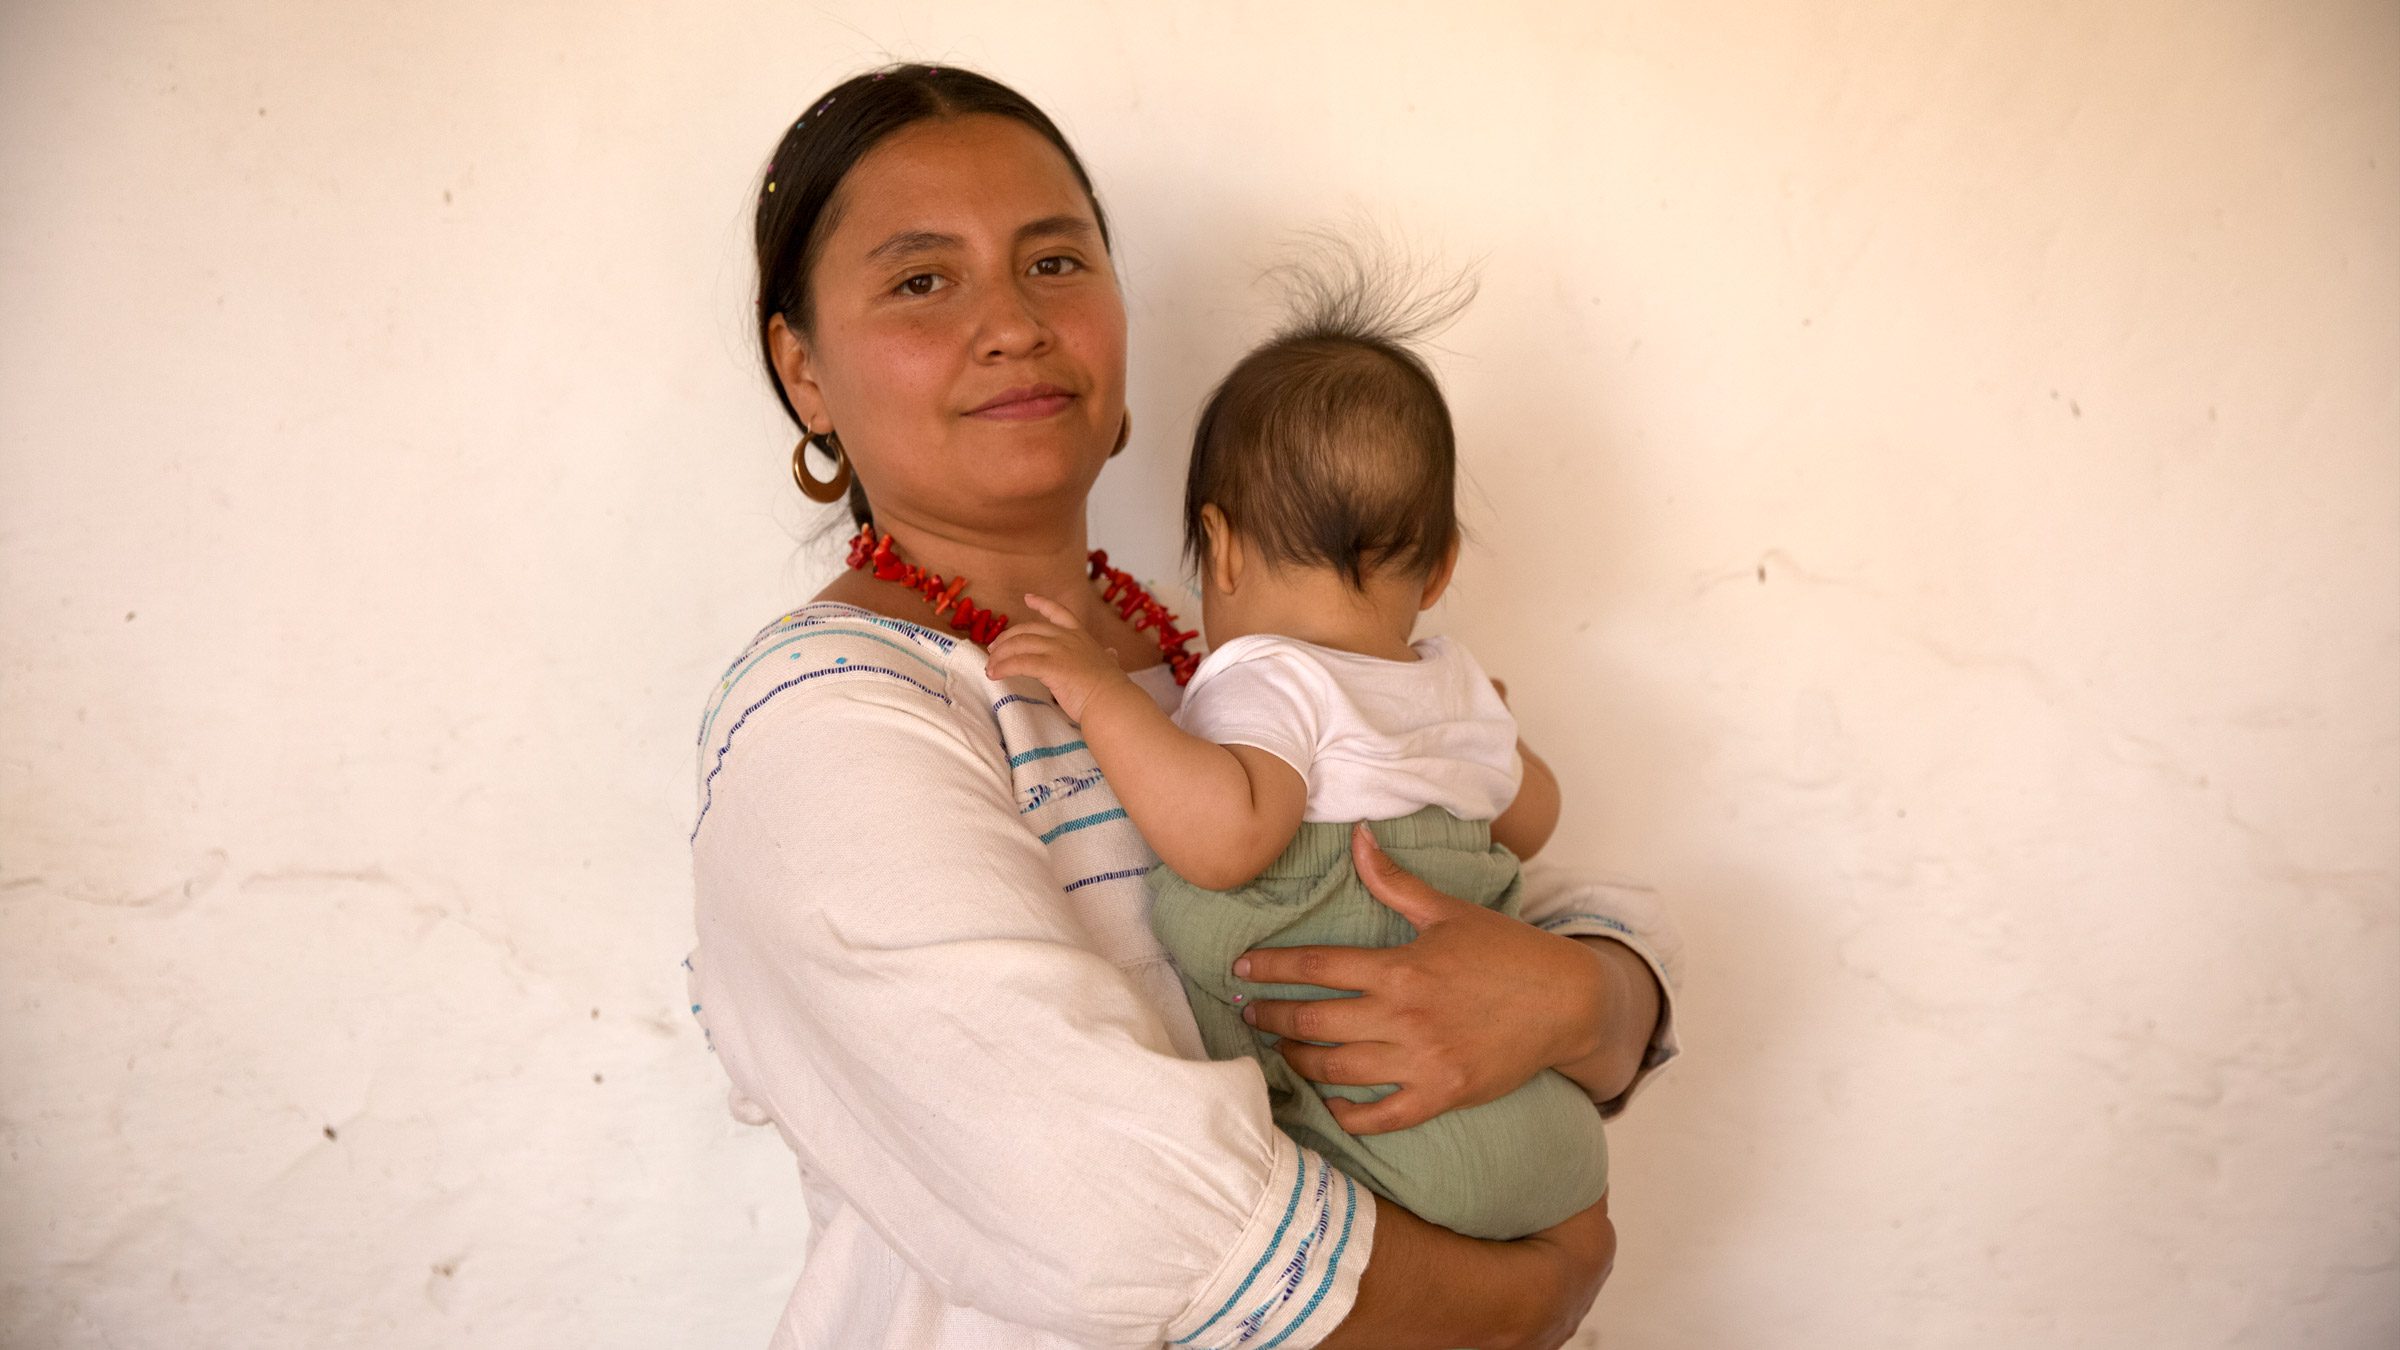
[773,114,1127,537]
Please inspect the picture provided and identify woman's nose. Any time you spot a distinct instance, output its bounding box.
[974,279,1052,361]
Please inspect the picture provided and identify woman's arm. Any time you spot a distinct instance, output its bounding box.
[1231,826,1679,1134]
[1316,1191,1617,1350]
[1550,935,1665,1104]
[692,650,1359,1347]
[1514,853,1684,1114]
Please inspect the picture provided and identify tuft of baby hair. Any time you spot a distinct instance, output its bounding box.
[1260,223,1480,355]
[1184,228,1480,590]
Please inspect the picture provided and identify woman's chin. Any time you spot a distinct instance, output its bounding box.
[957,427,1109,493]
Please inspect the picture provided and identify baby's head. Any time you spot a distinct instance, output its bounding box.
[1182,241,1472,646]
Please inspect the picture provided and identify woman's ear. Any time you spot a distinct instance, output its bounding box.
[1200,504,1244,595]
[1417,534,1463,611]
[767,313,829,431]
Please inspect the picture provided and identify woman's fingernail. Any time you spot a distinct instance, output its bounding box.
[1242,1005,1256,1023]
[1231,992,1245,1004]
[1233,957,1250,978]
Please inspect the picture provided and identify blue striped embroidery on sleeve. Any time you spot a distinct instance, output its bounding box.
[1063,865,1152,894]
[1007,739,1087,768]
[1257,1172,1358,1350]
[1173,1156,1309,1345]
[1228,1158,1335,1344]
[1019,767,1108,815]
[1036,807,1126,845]
[1537,911,1635,938]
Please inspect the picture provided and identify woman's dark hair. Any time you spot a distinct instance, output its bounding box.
[1182,232,1475,590]
[753,64,1113,524]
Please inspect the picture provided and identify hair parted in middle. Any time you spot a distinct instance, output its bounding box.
[752,62,1114,527]
[1182,228,1479,590]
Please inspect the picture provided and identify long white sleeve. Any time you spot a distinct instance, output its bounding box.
[688,618,1371,1349]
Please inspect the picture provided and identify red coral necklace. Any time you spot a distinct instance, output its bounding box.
[843,522,1203,685]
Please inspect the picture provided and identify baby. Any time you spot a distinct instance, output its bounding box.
[985,269,1606,1240]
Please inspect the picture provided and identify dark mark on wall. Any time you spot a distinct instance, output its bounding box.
[323,1125,337,1141]
[593,1073,604,1084]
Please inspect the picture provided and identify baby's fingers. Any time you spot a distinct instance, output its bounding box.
[985,644,1055,681]
[989,622,1062,649]
[1022,593,1084,631]
[985,628,1056,666]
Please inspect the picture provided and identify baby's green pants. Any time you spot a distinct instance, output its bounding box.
[1148,807,1608,1241]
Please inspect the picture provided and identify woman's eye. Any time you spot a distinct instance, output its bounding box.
[896,273,945,296]
[1030,255,1084,277]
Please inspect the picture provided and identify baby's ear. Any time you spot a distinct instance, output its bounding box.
[1200,504,1244,594]
[1416,534,1463,610]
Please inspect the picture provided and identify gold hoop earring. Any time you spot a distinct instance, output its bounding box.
[792,430,854,503]
[1110,411,1132,459]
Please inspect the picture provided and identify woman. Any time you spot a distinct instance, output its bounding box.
[687,64,1681,1350]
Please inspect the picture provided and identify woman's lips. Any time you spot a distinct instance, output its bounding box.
[967,384,1075,420]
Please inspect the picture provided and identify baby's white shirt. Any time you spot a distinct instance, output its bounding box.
[1172,633,1523,823]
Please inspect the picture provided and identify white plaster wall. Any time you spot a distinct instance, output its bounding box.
[2,2,2392,1346]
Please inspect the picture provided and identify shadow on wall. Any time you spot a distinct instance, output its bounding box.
[1445,239,1828,1347]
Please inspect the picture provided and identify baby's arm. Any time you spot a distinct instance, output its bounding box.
[1487,678,1561,861]
[1492,740,1560,860]
[986,595,1306,890]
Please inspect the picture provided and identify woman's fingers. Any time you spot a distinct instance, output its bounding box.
[1272,1035,1404,1090]
[1232,942,1382,993]
[1243,990,1381,1044]
[1349,823,1467,931]
[1324,1089,1436,1136]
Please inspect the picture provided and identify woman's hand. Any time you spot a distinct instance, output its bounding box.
[983,593,1132,723]
[1230,822,1617,1135]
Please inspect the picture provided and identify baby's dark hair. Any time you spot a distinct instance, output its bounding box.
[1181,233,1476,590]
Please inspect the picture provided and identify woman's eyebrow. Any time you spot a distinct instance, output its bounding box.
[864,229,960,264]
[1015,214,1097,246]
[864,217,1097,265]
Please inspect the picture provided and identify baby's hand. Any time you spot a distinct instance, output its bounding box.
[984,594,1132,724]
